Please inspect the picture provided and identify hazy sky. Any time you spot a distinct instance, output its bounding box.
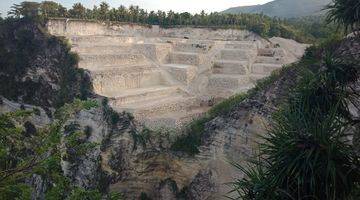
[1,0,273,16]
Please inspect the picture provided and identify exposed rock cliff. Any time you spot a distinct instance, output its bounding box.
[0,18,91,113]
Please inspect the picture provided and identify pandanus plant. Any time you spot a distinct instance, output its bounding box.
[326,0,360,35]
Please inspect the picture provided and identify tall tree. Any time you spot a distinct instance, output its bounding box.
[8,1,40,18]
[98,2,110,20]
[68,3,87,19]
[117,5,128,22]
[40,1,67,18]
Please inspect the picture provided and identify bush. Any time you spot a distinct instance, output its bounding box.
[171,117,209,155]
[102,98,120,126]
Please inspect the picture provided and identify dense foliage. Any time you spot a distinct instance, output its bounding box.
[7,1,337,43]
[285,16,344,43]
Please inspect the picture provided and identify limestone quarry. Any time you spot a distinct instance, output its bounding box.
[47,19,307,131]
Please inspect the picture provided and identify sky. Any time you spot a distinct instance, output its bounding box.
[0,0,273,16]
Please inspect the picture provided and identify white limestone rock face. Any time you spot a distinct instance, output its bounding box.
[47,19,307,131]
[42,19,315,199]
[269,37,309,63]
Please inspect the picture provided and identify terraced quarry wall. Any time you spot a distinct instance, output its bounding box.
[47,18,307,130]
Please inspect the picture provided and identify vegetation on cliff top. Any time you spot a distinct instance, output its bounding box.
[7,1,344,43]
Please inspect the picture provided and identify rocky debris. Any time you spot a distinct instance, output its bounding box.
[186,169,217,200]
[60,104,142,193]
[154,178,179,200]
[47,19,307,131]
[269,37,309,62]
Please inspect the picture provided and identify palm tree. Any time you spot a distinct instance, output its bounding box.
[68,3,87,19]
[326,0,360,34]
[8,1,40,18]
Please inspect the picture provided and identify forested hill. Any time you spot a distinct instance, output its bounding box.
[223,0,331,18]
[4,1,340,44]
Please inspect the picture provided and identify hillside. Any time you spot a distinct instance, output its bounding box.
[0,17,359,199]
[223,0,331,18]
[1,1,359,199]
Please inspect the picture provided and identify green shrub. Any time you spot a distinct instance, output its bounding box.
[171,117,210,155]
[67,187,102,200]
[140,192,152,200]
[102,98,120,126]
[32,107,41,116]
[208,93,248,118]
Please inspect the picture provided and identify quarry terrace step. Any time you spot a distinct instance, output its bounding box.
[208,83,255,98]
[220,49,257,61]
[174,42,212,53]
[255,56,285,64]
[249,74,268,82]
[162,64,197,85]
[142,107,209,130]
[208,74,251,89]
[87,64,156,73]
[108,86,181,106]
[169,51,200,66]
[116,95,199,118]
[70,36,135,45]
[79,54,148,69]
[72,45,134,55]
[225,42,257,49]
[213,60,248,75]
[91,68,166,93]
[252,63,283,75]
